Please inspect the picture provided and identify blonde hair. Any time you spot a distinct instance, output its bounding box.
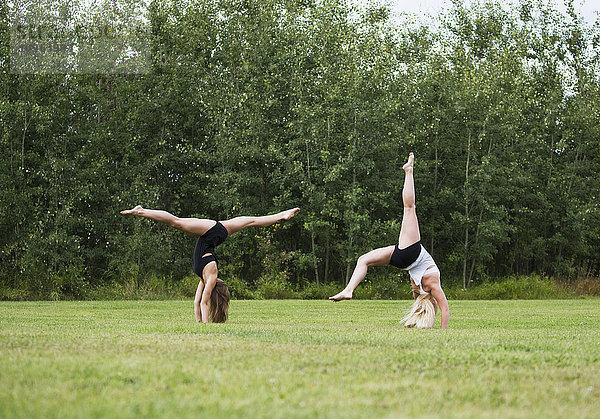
[402,293,438,329]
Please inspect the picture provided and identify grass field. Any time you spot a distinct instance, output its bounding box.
[1,300,599,418]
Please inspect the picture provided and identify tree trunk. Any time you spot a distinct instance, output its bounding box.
[468,208,484,285]
[463,131,471,289]
[431,103,440,254]
[345,111,358,285]
[345,236,354,285]
[324,235,330,283]
[548,133,554,184]
[222,165,229,220]
[567,144,581,195]
[462,221,469,289]
[311,230,319,285]
[21,109,31,171]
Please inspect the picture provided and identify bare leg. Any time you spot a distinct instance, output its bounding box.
[329,152,421,302]
[398,152,421,248]
[120,205,216,236]
[220,208,300,235]
[329,246,394,301]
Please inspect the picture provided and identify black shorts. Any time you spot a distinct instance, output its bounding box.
[389,241,421,269]
[192,221,228,279]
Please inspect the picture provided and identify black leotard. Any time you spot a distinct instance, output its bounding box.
[389,240,421,269]
[192,221,228,279]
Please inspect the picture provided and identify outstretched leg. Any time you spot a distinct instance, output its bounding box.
[120,205,216,236]
[220,208,300,235]
[398,152,421,248]
[329,246,394,301]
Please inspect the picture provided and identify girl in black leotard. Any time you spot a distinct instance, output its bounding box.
[121,206,300,323]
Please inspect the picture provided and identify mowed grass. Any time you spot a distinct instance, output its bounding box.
[1,300,599,418]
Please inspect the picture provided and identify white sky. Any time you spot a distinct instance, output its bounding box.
[386,0,599,25]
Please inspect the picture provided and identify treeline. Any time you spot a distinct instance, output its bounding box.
[1,0,599,299]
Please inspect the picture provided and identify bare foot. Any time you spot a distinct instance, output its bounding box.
[329,290,352,302]
[402,152,414,172]
[282,208,300,220]
[120,205,144,216]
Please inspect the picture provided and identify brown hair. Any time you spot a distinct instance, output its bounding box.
[209,279,230,323]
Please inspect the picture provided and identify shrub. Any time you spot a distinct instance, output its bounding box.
[223,275,259,300]
[298,282,339,299]
[86,274,184,300]
[352,282,377,299]
[0,287,30,301]
[256,272,295,299]
[348,274,412,300]
[49,267,88,300]
[179,274,200,298]
[446,275,572,300]
[2,273,594,301]
[563,277,600,297]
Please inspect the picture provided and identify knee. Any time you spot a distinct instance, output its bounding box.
[357,254,369,266]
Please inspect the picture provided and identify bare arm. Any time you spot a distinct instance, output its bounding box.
[430,285,449,329]
[200,276,216,323]
[410,279,420,299]
[194,280,205,322]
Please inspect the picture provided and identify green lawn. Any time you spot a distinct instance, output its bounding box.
[1,300,599,418]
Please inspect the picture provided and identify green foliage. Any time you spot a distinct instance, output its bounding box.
[256,272,295,299]
[84,274,190,300]
[1,0,600,299]
[3,273,600,300]
[0,287,29,301]
[297,282,340,299]
[565,277,600,297]
[447,275,572,299]
[222,275,259,300]
[350,273,411,300]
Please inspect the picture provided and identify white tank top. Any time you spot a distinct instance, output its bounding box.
[405,245,439,294]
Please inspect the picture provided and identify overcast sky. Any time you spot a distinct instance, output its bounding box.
[385,0,599,25]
